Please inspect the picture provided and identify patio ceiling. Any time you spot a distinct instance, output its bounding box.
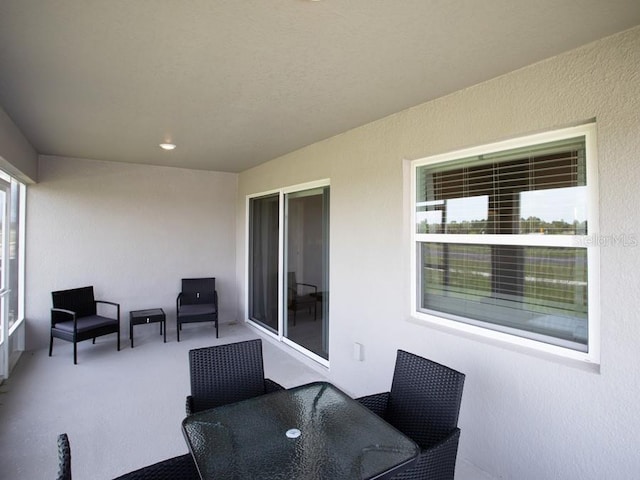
[1,1,639,173]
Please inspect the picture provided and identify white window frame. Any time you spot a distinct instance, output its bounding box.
[410,124,600,364]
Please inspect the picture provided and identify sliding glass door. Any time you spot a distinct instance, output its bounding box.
[248,193,280,333]
[248,182,330,363]
[284,187,329,359]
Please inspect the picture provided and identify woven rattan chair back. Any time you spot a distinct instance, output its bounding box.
[56,433,72,480]
[189,339,268,412]
[387,350,465,449]
[180,278,216,305]
[112,454,199,480]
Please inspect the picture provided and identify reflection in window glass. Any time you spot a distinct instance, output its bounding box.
[420,243,588,348]
[416,210,442,234]
[444,195,489,234]
[520,186,587,235]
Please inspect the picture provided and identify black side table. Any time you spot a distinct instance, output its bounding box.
[129,308,166,348]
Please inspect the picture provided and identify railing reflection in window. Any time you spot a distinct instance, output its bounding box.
[420,242,588,349]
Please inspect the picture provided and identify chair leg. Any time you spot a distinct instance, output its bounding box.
[117,329,120,351]
[215,318,219,338]
[49,334,54,357]
[177,321,180,342]
[73,341,77,365]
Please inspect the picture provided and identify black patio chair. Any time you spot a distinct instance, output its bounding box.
[287,271,318,325]
[356,350,465,480]
[112,454,199,480]
[176,278,218,341]
[56,433,72,480]
[186,339,284,415]
[49,286,120,364]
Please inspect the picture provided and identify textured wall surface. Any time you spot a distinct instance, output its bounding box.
[237,27,640,479]
[0,106,37,182]
[26,155,238,350]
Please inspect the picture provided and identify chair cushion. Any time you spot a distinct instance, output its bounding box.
[293,294,316,306]
[53,315,118,333]
[178,304,217,316]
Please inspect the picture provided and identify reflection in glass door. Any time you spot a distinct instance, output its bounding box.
[284,187,329,360]
[248,194,280,333]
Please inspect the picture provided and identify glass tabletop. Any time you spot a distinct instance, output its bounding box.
[182,381,419,480]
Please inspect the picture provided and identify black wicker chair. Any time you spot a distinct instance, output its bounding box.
[186,339,284,415]
[49,286,120,364]
[176,278,218,341]
[287,272,318,325]
[56,433,72,480]
[356,350,465,480]
[112,454,199,480]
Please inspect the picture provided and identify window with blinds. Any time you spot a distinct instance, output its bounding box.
[412,124,598,359]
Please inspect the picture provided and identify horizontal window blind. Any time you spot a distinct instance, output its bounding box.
[416,136,587,236]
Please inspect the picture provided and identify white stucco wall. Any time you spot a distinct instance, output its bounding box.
[237,27,640,479]
[26,155,238,350]
[0,106,37,182]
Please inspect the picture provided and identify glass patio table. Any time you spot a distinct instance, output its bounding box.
[181,381,419,480]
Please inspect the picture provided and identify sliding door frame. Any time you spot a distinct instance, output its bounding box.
[0,175,25,381]
[246,179,330,367]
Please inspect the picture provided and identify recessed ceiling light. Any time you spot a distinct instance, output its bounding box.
[159,143,176,150]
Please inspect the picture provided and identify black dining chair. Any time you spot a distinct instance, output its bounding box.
[186,339,284,415]
[56,433,72,480]
[49,286,120,364]
[356,350,465,480]
[56,432,198,480]
[112,454,199,480]
[176,277,218,341]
